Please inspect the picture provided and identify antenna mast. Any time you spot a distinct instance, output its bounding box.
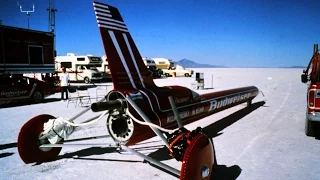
[19,4,35,29]
[47,0,57,55]
[47,0,57,33]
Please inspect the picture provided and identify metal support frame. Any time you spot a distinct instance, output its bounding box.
[40,143,118,148]
[168,96,183,128]
[125,96,169,147]
[36,96,182,178]
[121,146,180,177]
[39,98,106,140]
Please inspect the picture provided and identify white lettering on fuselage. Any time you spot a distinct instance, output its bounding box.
[209,93,251,111]
[174,97,190,104]
[167,111,189,123]
[0,90,28,97]
[192,106,204,115]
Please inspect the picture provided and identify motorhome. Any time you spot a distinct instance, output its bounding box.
[151,58,175,70]
[142,57,163,78]
[55,53,103,84]
[97,55,111,81]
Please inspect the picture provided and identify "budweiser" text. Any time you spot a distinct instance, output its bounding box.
[209,92,252,111]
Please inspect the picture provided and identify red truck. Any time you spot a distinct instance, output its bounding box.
[301,44,320,137]
[0,25,58,103]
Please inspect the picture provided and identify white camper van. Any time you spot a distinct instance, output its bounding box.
[151,58,175,70]
[55,53,103,84]
[97,55,111,81]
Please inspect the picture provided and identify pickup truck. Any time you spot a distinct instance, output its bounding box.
[162,65,194,77]
[301,44,320,137]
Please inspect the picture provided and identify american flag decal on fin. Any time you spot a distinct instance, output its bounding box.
[93,2,128,32]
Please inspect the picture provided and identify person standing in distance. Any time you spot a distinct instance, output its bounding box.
[60,66,70,100]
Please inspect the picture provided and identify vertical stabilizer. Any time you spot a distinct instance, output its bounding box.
[93,1,156,90]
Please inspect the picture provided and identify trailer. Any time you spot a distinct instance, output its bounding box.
[0,25,55,74]
[151,57,175,70]
[0,25,57,103]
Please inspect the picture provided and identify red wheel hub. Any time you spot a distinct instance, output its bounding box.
[17,114,62,164]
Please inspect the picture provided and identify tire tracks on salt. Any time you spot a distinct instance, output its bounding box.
[232,79,292,164]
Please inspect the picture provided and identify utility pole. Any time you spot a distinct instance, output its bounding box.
[19,4,35,29]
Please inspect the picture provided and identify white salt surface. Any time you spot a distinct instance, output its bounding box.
[1,68,319,180]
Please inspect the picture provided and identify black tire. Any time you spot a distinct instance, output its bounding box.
[84,77,90,84]
[32,91,44,103]
[165,73,170,77]
[305,118,315,137]
[185,73,190,77]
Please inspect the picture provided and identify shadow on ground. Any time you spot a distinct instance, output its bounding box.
[57,147,116,160]
[0,142,17,150]
[0,142,16,159]
[0,152,14,159]
[0,98,61,109]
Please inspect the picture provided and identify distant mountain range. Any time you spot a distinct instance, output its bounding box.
[173,58,306,68]
[279,66,306,68]
[175,59,227,68]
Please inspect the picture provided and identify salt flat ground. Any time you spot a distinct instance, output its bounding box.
[1,68,319,180]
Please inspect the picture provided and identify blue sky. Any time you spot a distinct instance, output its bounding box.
[1,0,320,67]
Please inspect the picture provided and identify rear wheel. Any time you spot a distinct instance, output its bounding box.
[84,77,90,84]
[32,91,44,103]
[185,73,190,77]
[305,118,315,137]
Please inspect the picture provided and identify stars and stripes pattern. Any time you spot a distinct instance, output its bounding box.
[93,1,128,32]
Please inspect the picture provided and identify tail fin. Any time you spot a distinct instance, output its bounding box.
[93,1,156,90]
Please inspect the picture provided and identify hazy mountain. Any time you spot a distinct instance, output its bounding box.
[175,59,227,68]
[279,66,306,68]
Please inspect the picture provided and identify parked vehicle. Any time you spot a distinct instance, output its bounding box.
[55,53,103,84]
[301,44,320,137]
[151,58,175,70]
[142,57,163,78]
[97,55,111,81]
[162,64,194,77]
[0,75,55,104]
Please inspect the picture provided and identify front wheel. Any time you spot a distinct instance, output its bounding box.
[84,77,90,84]
[185,73,190,77]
